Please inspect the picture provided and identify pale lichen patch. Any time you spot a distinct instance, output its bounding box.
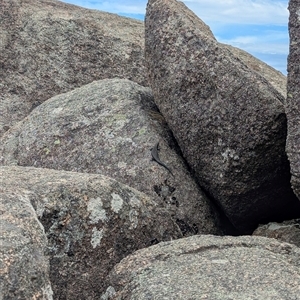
[87,197,107,224]
[126,167,137,176]
[91,227,104,248]
[129,209,139,229]
[129,195,141,208]
[221,148,239,162]
[101,286,116,300]
[111,193,124,213]
[41,284,54,299]
[117,161,127,169]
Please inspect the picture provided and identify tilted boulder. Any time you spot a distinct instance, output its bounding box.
[145,0,300,233]
[0,78,221,236]
[0,0,146,137]
[105,235,300,299]
[286,0,300,200]
[1,166,182,298]
[0,191,53,299]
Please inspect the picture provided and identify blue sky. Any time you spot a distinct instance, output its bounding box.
[60,0,289,75]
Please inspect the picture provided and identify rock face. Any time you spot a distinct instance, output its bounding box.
[0,78,221,236]
[105,235,300,299]
[222,44,287,98]
[286,0,300,200]
[145,0,300,233]
[0,0,146,137]
[0,191,53,299]
[0,166,183,299]
[253,219,300,247]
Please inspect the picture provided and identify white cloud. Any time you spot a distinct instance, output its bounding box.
[217,30,288,55]
[61,0,146,14]
[220,36,289,55]
[183,0,288,25]
[62,0,288,25]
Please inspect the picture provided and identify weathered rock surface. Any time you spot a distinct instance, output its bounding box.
[253,219,300,247]
[0,78,222,236]
[1,166,183,299]
[286,0,300,200]
[0,191,53,299]
[0,0,146,137]
[105,235,300,300]
[145,0,300,233]
[222,44,287,98]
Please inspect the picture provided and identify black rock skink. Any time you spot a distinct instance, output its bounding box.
[151,142,174,176]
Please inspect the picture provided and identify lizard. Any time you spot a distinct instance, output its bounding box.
[151,142,174,176]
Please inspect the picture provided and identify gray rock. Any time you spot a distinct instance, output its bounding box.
[0,78,221,236]
[286,0,300,200]
[145,0,300,233]
[0,166,183,299]
[106,235,300,300]
[222,44,287,98]
[253,219,300,247]
[0,0,146,137]
[0,191,53,299]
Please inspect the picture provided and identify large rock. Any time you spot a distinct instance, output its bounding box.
[1,166,182,299]
[222,44,287,98]
[253,219,300,247]
[286,0,300,200]
[0,0,146,137]
[105,235,300,299]
[0,191,53,299]
[0,78,222,236]
[145,0,300,233]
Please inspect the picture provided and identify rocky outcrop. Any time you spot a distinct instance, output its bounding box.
[1,166,183,298]
[145,0,300,233]
[222,44,287,98]
[0,78,221,236]
[286,0,300,200]
[0,191,53,299]
[1,0,299,297]
[253,219,300,247]
[105,235,300,299]
[0,0,146,137]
